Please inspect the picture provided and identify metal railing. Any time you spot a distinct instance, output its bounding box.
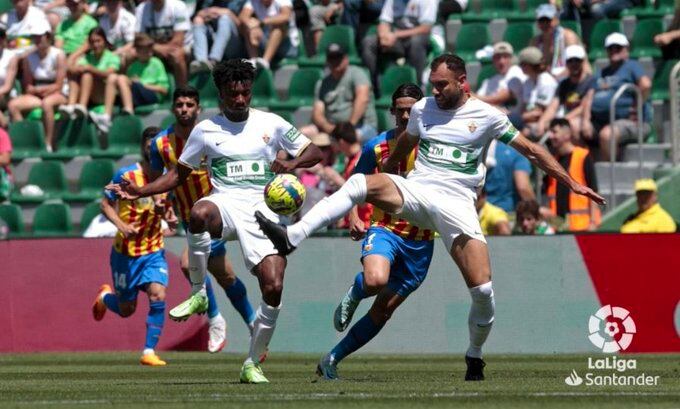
[670,61,680,166]
[608,83,644,208]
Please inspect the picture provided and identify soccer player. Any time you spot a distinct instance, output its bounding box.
[317,83,435,380]
[150,86,257,353]
[92,126,176,366]
[106,59,323,383]
[256,53,605,380]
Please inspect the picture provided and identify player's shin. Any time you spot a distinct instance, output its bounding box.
[225,277,256,325]
[246,301,281,364]
[144,301,166,353]
[466,281,495,359]
[287,174,367,247]
[330,314,384,363]
[187,232,212,296]
[350,271,369,300]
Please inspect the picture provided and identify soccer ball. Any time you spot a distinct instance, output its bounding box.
[264,174,306,216]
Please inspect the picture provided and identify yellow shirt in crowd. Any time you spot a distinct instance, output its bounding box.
[479,201,509,235]
[620,203,677,233]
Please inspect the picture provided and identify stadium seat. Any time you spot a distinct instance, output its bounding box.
[11,161,67,203]
[588,19,622,60]
[32,202,73,237]
[79,200,102,232]
[502,22,535,52]
[377,109,394,132]
[8,120,47,160]
[43,117,98,160]
[298,25,361,67]
[630,19,664,59]
[276,29,307,67]
[251,68,276,108]
[0,0,12,14]
[622,0,674,18]
[188,72,220,108]
[651,59,679,102]
[0,203,25,236]
[63,159,115,202]
[451,23,491,62]
[560,20,583,38]
[92,115,144,158]
[376,65,417,108]
[269,68,323,110]
[507,0,546,21]
[160,114,175,130]
[461,0,515,22]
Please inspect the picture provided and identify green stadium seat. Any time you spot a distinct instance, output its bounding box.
[92,115,144,158]
[0,203,25,236]
[79,200,102,232]
[0,0,12,14]
[651,59,679,102]
[376,65,417,108]
[44,117,99,160]
[269,68,323,110]
[8,120,47,160]
[251,68,276,108]
[630,19,664,59]
[461,0,515,22]
[377,109,393,132]
[298,25,361,67]
[160,114,175,130]
[63,159,115,202]
[588,19,622,60]
[507,0,546,21]
[474,63,497,91]
[11,160,67,203]
[451,23,491,62]
[32,202,73,237]
[622,0,674,18]
[276,29,307,67]
[560,20,582,38]
[503,22,536,52]
[189,72,220,108]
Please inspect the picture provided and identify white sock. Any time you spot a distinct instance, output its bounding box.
[187,231,211,296]
[246,301,281,364]
[143,348,154,355]
[287,173,367,246]
[466,281,495,359]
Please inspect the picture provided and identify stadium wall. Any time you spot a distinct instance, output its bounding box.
[1,235,678,354]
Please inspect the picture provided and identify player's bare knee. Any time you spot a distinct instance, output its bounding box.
[188,203,212,233]
[148,287,166,302]
[363,271,388,292]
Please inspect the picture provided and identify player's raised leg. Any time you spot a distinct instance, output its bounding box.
[140,282,167,366]
[450,235,494,381]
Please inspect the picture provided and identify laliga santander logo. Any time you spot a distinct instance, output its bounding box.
[588,305,636,353]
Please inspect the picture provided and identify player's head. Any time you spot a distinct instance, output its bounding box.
[391,83,423,130]
[548,118,572,150]
[212,59,255,116]
[429,54,467,110]
[330,122,358,155]
[141,126,161,163]
[172,86,201,127]
[516,199,540,234]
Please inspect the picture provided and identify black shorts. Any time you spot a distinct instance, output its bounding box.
[131,82,159,107]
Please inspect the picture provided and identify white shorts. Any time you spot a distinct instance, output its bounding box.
[198,193,281,271]
[387,174,486,251]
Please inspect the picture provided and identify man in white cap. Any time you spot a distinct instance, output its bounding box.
[536,44,595,140]
[0,0,50,54]
[475,41,526,120]
[590,32,651,161]
[530,3,586,78]
[518,46,557,138]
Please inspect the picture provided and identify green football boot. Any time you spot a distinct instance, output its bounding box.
[334,286,360,331]
[240,362,269,384]
[169,293,209,321]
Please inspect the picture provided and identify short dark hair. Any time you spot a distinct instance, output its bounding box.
[549,118,571,130]
[430,53,467,75]
[173,85,200,105]
[142,126,161,146]
[392,83,424,106]
[330,122,357,144]
[212,59,255,90]
[516,200,540,219]
[134,33,154,48]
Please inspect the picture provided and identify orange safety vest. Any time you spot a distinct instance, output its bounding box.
[547,146,601,231]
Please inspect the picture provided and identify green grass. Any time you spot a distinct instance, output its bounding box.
[0,353,678,408]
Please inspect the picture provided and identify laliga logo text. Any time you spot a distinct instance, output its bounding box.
[588,305,636,353]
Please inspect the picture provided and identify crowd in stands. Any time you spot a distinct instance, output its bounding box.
[0,0,678,237]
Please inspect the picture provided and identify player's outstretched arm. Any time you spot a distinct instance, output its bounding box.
[383,130,419,174]
[510,134,606,205]
[271,143,323,173]
[106,164,193,200]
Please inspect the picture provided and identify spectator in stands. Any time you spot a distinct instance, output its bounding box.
[484,139,535,213]
[60,27,120,119]
[8,27,67,152]
[474,42,526,121]
[55,0,97,54]
[530,4,588,78]
[589,0,643,19]
[309,0,343,50]
[0,28,20,128]
[340,0,384,30]
[34,0,70,31]
[518,46,558,139]
[239,0,299,69]
[437,0,467,24]
[515,199,555,235]
[654,7,680,61]
[536,44,595,141]
[99,0,136,59]
[135,0,191,86]
[361,0,436,93]
[544,118,600,231]
[90,33,169,133]
[476,188,511,236]
[620,178,676,233]
[0,126,12,202]
[1,0,51,54]
[591,33,652,161]
[301,43,377,144]
[191,0,246,73]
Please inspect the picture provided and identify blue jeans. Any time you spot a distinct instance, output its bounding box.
[341,0,384,27]
[589,0,637,19]
[192,15,244,62]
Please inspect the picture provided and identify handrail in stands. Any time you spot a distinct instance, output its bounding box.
[670,60,680,166]
[609,83,643,208]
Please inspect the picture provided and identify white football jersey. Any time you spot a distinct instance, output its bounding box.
[179,109,311,197]
[406,96,519,194]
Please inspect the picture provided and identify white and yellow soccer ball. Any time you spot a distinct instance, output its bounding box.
[264,174,307,216]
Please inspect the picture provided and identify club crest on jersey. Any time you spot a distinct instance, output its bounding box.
[468,121,478,133]
[262,134,271,144]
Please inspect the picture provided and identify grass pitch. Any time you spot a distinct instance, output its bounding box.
[0,353,678,408]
